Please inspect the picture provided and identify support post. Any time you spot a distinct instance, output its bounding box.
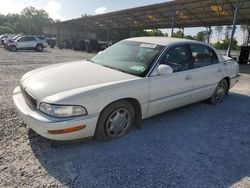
[49,24,52,38]
[106,28,110,43]
[130,13,134,37]
[206,26,212,44]
[171,7,176,37]
[227,0,240,57]
[56,22,61,48]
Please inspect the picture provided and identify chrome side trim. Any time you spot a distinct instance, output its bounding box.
[149,83,216,103]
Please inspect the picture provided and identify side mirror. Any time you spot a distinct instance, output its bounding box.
[157,64,173,75]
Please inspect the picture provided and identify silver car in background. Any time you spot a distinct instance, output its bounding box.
[7,36,48,52]
[0,34,16,46]
[3,35,22,48]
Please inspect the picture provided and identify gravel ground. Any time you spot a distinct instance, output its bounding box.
[0,47,250,188]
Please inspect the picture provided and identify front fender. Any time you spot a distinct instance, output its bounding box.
[41,78,149,119]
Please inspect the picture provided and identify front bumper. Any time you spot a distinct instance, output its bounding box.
[13,86,98,141]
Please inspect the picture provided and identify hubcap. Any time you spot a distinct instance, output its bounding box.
[38,45,42,51]
[214,83,226,102]
[105,108,131,138]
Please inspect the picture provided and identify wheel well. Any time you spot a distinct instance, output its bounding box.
[101,98,142,128]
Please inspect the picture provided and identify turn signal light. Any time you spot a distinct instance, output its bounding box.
[48,125,86,134]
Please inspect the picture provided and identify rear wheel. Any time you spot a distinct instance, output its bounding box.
[35,44,43,52]
[208,79,228,104]
[95,100,135,141]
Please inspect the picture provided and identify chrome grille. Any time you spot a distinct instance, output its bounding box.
[20,87,37,109]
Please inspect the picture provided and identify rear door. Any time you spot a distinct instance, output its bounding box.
[25,36,37,48]
[190,44,223,103]
[148,44,194,117]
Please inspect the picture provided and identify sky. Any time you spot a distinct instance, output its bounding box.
[0,0,244,44]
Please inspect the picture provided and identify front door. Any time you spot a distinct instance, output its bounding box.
[148,45,194,117]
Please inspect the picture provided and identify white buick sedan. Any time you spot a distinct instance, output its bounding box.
[13,37,240,141]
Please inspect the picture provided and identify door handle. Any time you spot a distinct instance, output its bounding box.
[185,75,192,80]
[218,68,222,73]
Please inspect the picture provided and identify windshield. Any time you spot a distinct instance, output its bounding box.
[91,40,164,77]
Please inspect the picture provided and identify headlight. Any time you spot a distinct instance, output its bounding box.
[39,103,87,117]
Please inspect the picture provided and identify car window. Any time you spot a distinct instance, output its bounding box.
[37,36,45,40]
[17,37,26,42]
[160,45,193,73]
[26,37,36,41]
[92,40,164,77]
[191,45,213,68]
[209,48,219,64]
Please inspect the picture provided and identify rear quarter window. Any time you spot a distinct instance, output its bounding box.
[209,48,219,64]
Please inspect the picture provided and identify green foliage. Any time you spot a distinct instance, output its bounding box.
[172,30,207,42]
[213,38,240,50]
[194,31,207,42]
[0,25,14,34]
[133,29,166,37]
[81,14,92,18]
[0,6,54,35]
[173,30,184,38]
[184,35,194,40]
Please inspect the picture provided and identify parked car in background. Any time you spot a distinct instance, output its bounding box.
[13,37,240,141]
[0,34,16,45]
[7,36,48,52]
[46,37,56,48]
[3,35,22,48]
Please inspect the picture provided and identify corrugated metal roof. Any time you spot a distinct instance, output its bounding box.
[48,0,250,30]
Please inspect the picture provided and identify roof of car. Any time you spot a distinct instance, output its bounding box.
[126,36,225,62]
[126,37,202,46]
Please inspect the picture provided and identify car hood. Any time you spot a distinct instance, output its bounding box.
[21,60,138,100]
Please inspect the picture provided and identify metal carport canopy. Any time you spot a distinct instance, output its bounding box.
[56,0,250,30]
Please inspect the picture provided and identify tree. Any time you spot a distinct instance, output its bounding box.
[0,25,14,34]
[0,6,54,35]
[194,31,207,42]
[146,29,165,36]
[213,38,239,50]
[215,26,223,42]
[184,35,194,40]
[133,29,165,37]
[81,14,92,18]
[173,30,184,38]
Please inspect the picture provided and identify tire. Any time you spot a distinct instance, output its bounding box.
[35,44,44,52]
[9,45,17,52]
[95,100,135,141]
[208,79,228,104]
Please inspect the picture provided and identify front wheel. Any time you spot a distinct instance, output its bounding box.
[208,79,228,104]
[35,44,44,52]
[95,101,135,141]
[9,45,17,52]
